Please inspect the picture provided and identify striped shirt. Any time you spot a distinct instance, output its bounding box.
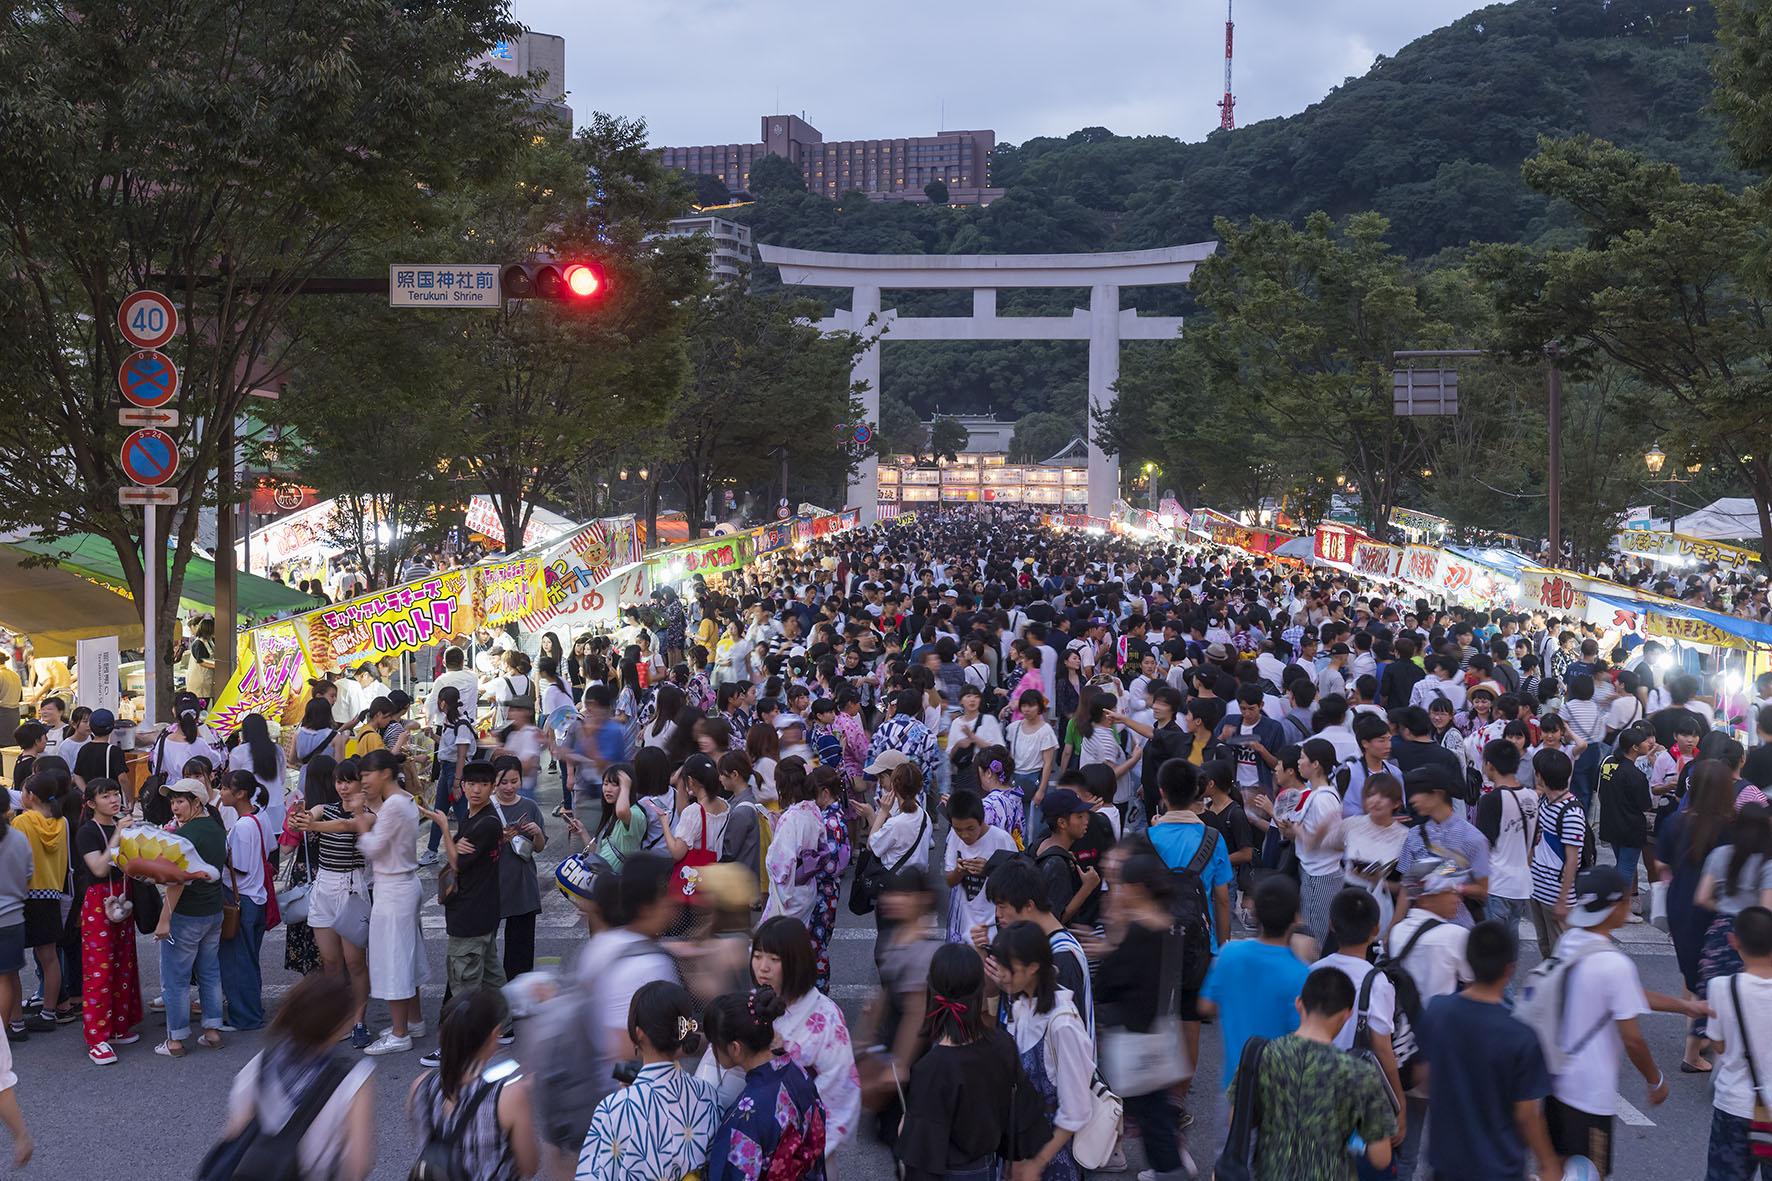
[1530,795,1588,907]
[316,804,365,872]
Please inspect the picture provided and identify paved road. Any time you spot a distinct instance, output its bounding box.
[2,796,1715,1179]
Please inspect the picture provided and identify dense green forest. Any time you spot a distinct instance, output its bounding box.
[703,0,1753,435]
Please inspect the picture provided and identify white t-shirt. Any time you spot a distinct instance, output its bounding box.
[947,714,1004,759]
[429,668,482,726]
[500,724,546,783]
[1548,930,1649,1115]
[868,805,932,870]
[1312,951,1393,1051]
[1386,912,1471,1004]
[1605,693,1645,735]
[1707,971,1772,1120]
[674,802,729,856]
[577,928,678,1045]
[1295,787,1345,877]
[223,810,273,906]
[945,825,1019,939]
[1006,720,1059,775]
[1342,816,1409,880]
[1487,785,1538,901]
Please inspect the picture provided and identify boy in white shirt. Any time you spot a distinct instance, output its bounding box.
[1543,866,1705,1177]
[1311,887,1408,1147]
[942,788,1017,944]
[1705,905,1772,1179]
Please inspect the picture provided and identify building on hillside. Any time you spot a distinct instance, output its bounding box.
[655,215,755,284]
[922,415,1013,453]
[659,115,1005,205]
[878,450,1089,513]
[473,32,572,126]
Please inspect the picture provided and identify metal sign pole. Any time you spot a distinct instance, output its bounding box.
[143,503,157,731]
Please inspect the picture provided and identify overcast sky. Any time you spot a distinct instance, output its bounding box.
[515,0,1495,148]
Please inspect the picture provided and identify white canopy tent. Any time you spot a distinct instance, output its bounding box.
[1675,497,1764,541]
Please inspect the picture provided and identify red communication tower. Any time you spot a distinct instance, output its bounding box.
[1218,0,1236,131]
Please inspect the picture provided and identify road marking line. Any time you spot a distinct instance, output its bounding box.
[1614,1094,1656,1127]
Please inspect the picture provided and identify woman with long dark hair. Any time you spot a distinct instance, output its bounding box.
[643,684,685,755]
[1693,803,1772,1012]
[807,767,852,992]
[1660,757,1740,1072]
[226,712,288,833]
[578,981,717,1180]
[704,986,827,1181]
[218,770,274,1033]
[590,763,645,872]
[411,989,539,1181]
[895,943,1048,1181]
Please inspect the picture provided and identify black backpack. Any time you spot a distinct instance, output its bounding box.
[1165,825,1222,990]
[1357,920,1440,1096]
[198,1057,352,1181]
[411,1077,503,1181]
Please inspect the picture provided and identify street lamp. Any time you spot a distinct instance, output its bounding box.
[1644,445,1666,477]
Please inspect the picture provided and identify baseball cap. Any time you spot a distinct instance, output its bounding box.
[89,708,116,736]
[164,777,213,806]
[865,749,912,776]
[1566,866,1630,928]
[1329,642,1352,655]
[1039,788,1090,821]
[775,712,806,732]
[387,689,413,713]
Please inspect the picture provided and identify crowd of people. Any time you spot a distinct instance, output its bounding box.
[2,507,1770,1180]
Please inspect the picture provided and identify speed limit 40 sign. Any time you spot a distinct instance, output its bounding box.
[118,290,178,349]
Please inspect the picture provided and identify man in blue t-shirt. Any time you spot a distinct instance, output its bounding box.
[1416,920,1559,1181]
[1200,875,1312,1081]
[1146,759,1235,1110]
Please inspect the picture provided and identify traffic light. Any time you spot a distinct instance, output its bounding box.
[500,261,610,302]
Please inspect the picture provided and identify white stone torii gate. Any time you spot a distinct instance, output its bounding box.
[759,243,1216,522]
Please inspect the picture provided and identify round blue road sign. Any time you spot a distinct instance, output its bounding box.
[119,428,179,487]
[117,349,179,408]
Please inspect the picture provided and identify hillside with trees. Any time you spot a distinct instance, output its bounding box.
[710,0,1755,444]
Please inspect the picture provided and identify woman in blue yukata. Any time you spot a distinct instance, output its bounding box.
[703,986,828,1181]
[577,981,719,1181]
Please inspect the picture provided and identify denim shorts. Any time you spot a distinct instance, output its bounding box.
[0,922,23,973]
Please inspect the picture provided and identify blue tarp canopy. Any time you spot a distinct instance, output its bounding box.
[1582,589,1772,648]
[1445,545,1535,580]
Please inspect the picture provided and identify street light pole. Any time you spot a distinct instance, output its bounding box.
[1545,343,1563,564]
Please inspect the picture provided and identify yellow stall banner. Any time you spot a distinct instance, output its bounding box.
[293,569,475,672]
[475,558,544,630]
[208,622,315,738]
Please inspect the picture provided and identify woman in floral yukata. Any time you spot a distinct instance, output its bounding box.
[750,917,861,1162]
[806,767,853,992]
[703,985,827,1181]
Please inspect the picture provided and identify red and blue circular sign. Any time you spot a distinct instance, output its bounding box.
[117,349,179,408]
[117,291,178,350]
[119,428,179,487]
[851,423,873,445]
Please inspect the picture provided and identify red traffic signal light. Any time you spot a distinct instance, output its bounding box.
[500,261,610,302]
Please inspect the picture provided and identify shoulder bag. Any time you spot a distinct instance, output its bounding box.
[1213,1036,1269,1181]
[1731,975,1772,1160]
[1099,929,1191,1096]
[848,808,928,916]
[1065,1007,1124,1170]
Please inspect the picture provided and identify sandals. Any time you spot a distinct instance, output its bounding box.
[198,1031,224,1049]
[153,1040,185,1058]
[1680,1059,1713,1074]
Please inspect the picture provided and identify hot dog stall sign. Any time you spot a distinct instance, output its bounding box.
[475,559,544,629]
[294,570,474,670]
[208,623,315,738]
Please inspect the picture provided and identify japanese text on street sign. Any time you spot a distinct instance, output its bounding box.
[389,264,502,308]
